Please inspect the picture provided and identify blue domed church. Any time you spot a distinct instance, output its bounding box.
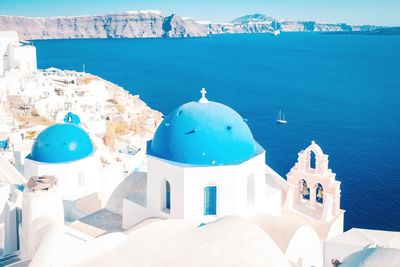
[123,89,282,227]
[24,122,101,220]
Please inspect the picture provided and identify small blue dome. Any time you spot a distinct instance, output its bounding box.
[150,101,256,166]
[63,112,81,125]
[28,123,93,163]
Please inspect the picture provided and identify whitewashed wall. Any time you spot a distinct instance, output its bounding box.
[123,152,281,228]
[0,32,19,77]
[10,45,37,76]
[20,187,64,259]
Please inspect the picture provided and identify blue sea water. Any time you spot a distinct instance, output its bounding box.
[33,33,400,231]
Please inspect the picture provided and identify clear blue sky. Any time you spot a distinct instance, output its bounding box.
[1,0,399,26]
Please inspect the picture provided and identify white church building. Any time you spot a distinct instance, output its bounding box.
[23,122,103,221]
[123,89,283,227]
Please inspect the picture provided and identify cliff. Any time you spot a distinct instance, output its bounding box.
[0,11,383,40]
[0,11,209,40]
[210,14,380,34]
[324,27,400,35]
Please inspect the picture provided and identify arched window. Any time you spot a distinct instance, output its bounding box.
[247,174,255,207]
[300,179,310,200]
[161,180,171,213]
[166,181,171,210]
[316,183,323,204]
[310,151,316,169]
[204,186,217,215]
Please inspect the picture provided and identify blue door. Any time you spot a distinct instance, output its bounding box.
[204,186,217,215]
[166,181,171,210]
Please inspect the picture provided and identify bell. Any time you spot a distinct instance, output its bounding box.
[301,185,309,196]
[305,188,310,196]
[317,187,323,199]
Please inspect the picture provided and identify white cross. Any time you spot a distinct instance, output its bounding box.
[199,88,208,103]
[201,88,207,98]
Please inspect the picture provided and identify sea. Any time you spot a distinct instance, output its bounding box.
[33,33,400,231]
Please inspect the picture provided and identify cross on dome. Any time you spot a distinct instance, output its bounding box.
[201,88,207,98]
[199,88,209,104]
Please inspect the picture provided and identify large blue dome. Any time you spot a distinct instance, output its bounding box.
[28,123,94,163]
[150,101,257,166]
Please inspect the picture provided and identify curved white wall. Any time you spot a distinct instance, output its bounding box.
[21,187,64,259]
[285,226,323,267]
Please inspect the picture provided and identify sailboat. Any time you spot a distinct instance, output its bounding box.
[276,110,287,124]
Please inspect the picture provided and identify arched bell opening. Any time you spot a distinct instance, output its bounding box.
[299,179,310,201]
[315,183,324,204]
[309,151,316,169]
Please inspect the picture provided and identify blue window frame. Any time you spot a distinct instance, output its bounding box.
[166,181,171,210]
[204,186,217,215]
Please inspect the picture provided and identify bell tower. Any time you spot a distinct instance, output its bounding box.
[284,141,342,223]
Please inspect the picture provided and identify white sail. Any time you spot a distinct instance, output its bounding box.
[276,110,288,124]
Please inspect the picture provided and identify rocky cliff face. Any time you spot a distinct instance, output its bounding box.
[0,11,382,40]
[162,14,208,38]
[278,21,379,32]
[209,14,380,34]
[0,11,209,40]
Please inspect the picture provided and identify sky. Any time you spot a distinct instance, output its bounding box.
[0,0,399,26]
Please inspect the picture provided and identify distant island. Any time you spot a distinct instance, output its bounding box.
[0,11,384,40]
[324,27,400,35]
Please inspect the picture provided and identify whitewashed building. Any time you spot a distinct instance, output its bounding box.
[0,88,349,267]
[0,31,36,77]
[122,89,281,228]
[23,123,102,221]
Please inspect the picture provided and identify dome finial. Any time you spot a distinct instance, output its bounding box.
[199,88,208,104]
